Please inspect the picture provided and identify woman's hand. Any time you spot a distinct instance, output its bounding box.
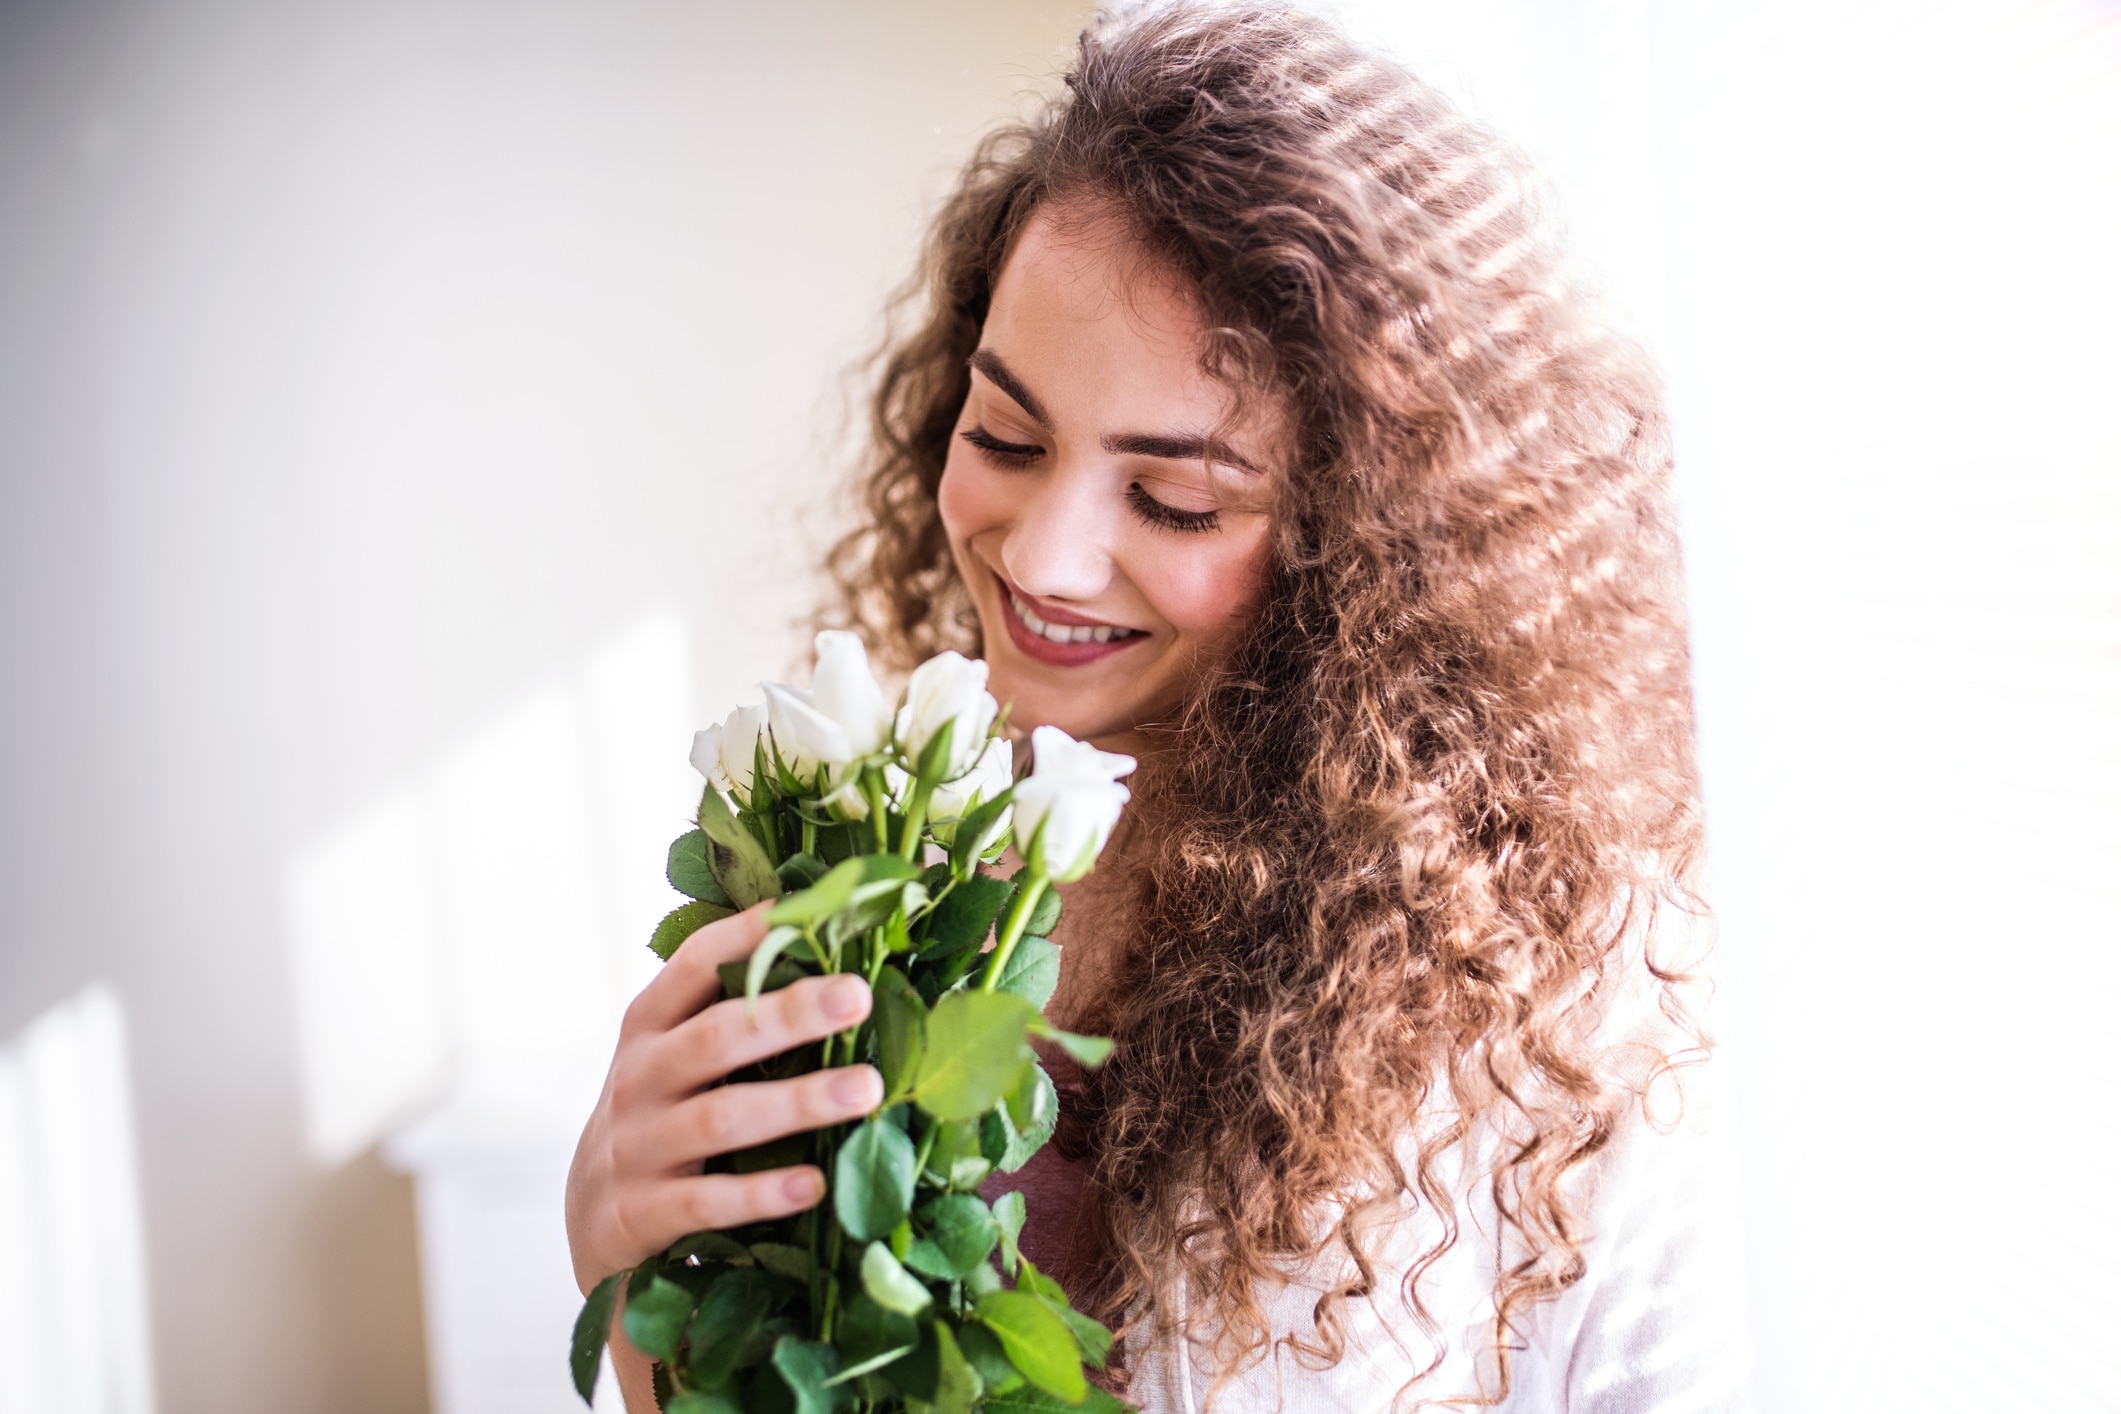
[565,904,883,1295]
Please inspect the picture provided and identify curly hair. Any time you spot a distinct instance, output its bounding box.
[828,3,1705,1403]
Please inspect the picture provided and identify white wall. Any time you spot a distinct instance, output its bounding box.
[0,3,1088,1411]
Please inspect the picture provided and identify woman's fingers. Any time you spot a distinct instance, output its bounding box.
[641,1066,883,1172]
[658,972,873,1090]
[613,1167,829,1265]
[624,903,771,1035]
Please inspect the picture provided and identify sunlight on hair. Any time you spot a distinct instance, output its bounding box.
[1345,0,2121,1408]
[0,987,156,1414]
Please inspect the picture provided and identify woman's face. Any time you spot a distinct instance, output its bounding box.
[937,204,1279,752]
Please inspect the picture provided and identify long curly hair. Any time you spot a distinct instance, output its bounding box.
[828,3,1705,1403]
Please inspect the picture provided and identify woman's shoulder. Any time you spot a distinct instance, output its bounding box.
[1124,1060,1753,1413]
[1121,895,1753,1414]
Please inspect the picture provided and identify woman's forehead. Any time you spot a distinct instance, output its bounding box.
[985,203,1284,465]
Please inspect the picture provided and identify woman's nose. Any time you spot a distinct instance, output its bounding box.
[998,470,1114,603]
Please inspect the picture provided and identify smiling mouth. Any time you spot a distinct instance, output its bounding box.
[991,573,1148,665]
[1007,590,1144,645]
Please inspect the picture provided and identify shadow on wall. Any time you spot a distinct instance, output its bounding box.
[284,605,703,1414]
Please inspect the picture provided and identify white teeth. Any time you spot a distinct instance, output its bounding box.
[1008,591,1134,647]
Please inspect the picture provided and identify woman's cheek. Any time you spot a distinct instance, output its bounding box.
[936,450,1005,549]
[1135,522,1273,636]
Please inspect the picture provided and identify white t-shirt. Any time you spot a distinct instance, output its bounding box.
[1122,980,1754,1412]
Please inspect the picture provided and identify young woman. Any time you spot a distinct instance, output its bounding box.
[568,5,1750,1410]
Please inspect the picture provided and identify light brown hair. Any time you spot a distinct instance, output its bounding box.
[829,3,1704,1402]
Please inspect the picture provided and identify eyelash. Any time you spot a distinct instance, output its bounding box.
[958,425,1223,534]
[1126,483,1220,534]
[958,425,1040,467]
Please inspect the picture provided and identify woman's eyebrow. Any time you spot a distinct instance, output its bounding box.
[967,349,1048,426]
[1103,431,1260,476]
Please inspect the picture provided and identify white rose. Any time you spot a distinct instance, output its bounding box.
[1012,725,1135,882]
[897,651,999,781]
[762,631,893,783]
[926,736,1015,850]
[691,701,768,802]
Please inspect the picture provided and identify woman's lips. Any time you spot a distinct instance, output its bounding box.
[992,573,1147,667]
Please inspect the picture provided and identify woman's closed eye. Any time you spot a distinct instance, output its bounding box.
[959,425,1043,467]
[961,423,1225,533]
[1126,482,1220,533]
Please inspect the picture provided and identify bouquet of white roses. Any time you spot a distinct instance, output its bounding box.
[570,632,1134,1414]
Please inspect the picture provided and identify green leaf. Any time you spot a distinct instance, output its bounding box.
[836,1294,918,1370]
[771,1336,850,1414]
[1006,1060,1057,1133]
[746,926,814,1004]
[1029,1019,1114,1068]
[814,820,862,865]
[819,1344,919,1388]
[666,1230,752,1264]
[949,789,1017,874]
[872,966,926,1101]
[686,1267,773,1387]
[918,874,1014,959]
[859,1241,934,1316]
[954,1322,1025,1396]
[983,1386,1132,1414]
[834,1118,917,1242]
[651,899,736,961]
[882,910,914,954]
[747,1361,798,1414]
[838,870,926,938]
[776,851,831,892]
[699,785,781,908]
[772,853,921,930]
[1054,1305,1114,1371]
[913,991,1037,1122]
[719,956,806,1000]
[569,1271,623,1405]
[912,717,958,788]
[920,1120,992,1191]
[620,1275,694,1364]
[992,1190,1026,1276]
[903,1193,999,1279]
[984,1063,1059,1173]
[768,857,860,928]
[1007,866,1063,937]
[974,1290,1087,1403]
[926,1319,982,1414]
[992,936,1061,1010]
[749,1242,812,1282]
[881,1314,941,1401]
[667,830,733,905]
[1017,1259,1113,1370]
[665,1393,744,1414]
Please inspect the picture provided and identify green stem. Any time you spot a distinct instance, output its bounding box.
[810,1126,830,1333]
[979,870,1049,993]
[898,779,934,862]
[911,1120,940,1180]
[801,815,817,857]
[864,772,890,853]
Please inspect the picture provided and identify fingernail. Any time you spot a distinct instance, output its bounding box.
[782,1169,823,1205]
[830,1067,880,1109]
[820,976,869,1022]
